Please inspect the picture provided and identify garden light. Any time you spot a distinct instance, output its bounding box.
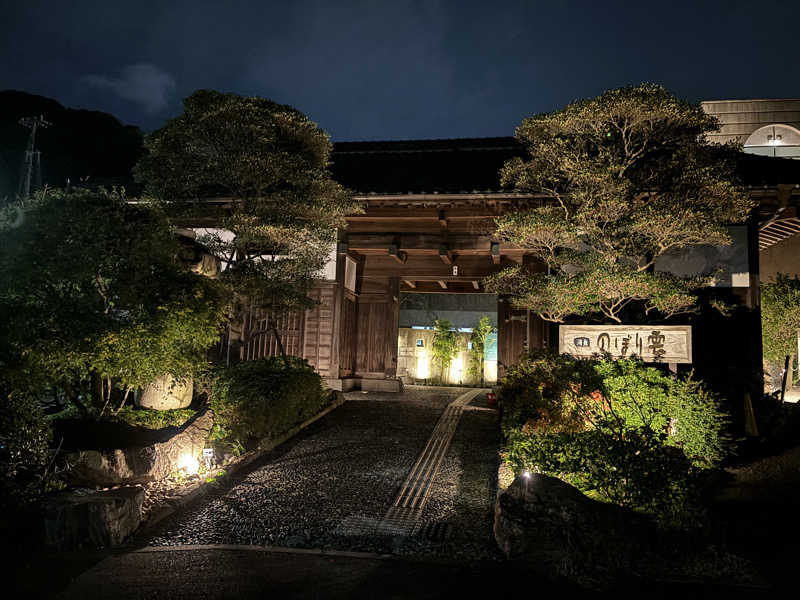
[178,452,200,475]
[203,448,215,470]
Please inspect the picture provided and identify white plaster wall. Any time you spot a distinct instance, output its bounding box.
[654,225,749,287]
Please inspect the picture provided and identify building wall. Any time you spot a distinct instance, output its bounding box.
[396,328,497,385]
[760,233,800,281]
[654,225,750,287]
[702,99,800,145]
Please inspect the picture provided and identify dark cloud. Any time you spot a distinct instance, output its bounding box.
[83,63,176,114]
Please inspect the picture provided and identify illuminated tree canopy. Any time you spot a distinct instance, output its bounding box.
[135,90,360,314]
[487,84,753,323]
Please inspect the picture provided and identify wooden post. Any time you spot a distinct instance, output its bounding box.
[526,309,531,353]
[780,354,791,403]
[744,392,759,437]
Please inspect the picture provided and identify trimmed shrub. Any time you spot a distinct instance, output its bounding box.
[500,350,732,468]
[505,426,705,529]
[593,359,732,468]
[499,350,601,437]
[499,350,733,527]
[112,406,196,430]
[209,356,327,447]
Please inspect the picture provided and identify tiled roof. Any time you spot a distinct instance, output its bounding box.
[331,136,800,195]
[331,137,524,194]
[736,154,800,187]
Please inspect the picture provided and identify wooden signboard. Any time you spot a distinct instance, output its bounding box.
[558,325,692,364]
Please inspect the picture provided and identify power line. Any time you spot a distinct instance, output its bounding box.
[17,115,52,198]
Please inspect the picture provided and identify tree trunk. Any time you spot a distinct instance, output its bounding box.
[271,324,290,368]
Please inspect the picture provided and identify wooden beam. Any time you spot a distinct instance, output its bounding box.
[438,244,453,264]
[346,207,502,221]
[472,280,480,290]
[388,245,407,264]
[403,279,417,288]
[438,280,448,289]
[348,234,511,255]
[491,242,501,265]
[360,255,505,279]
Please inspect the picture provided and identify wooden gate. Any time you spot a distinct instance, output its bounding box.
[240,305,305,361]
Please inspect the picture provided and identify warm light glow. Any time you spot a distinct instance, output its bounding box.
[522,470,532,478]
[416,352,429,379]
[451,356,463,382]
[178,452,200,475]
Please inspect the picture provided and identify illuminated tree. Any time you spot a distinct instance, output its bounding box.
[487,84,753,323]
[135,90,360,358]
[467,315,496,386]
[431,319,460,383]
[0,189,227,415]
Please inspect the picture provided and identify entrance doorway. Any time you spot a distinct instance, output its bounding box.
[396,293,498,386]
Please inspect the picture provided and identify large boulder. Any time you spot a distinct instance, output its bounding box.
[494,474,658,586]
[65,408,214,486]
[135,374,193,410]
[43,486,144,550]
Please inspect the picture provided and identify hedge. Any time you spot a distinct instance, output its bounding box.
[209,356,327,448]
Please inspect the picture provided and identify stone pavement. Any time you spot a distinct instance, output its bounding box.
[139,386,502,559]
[54,545,568,599]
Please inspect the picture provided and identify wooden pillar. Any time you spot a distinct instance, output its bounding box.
[385,277,400,377]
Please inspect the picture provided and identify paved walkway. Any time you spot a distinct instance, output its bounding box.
[49,386,505,598]
[138,386,502,559]
[56,545,569,599]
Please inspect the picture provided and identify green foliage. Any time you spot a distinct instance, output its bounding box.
[594,359,733,468]
[490,84,752,323]
[467,316,496,385]
[112,406,196,430]
[0,188,228,415]
[0,384,55,508]
[500,350,733,526]
[431,319,460,381]
[135,90,361,318]
[498,350,600,437]
[486,264,701,324]
[761,274,800,368]
[506,426,704,528]
[209,356,327,447]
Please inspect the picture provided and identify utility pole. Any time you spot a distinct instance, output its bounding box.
[17,115,52,198]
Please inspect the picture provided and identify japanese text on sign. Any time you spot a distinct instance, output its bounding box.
[558,325,692,364]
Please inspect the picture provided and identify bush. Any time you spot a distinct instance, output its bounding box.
[0,386,54,508]
[499,350,733,526]
[506,426,706,529]
[761,274,800,380]
[209,356,327,447]
[500,350,732,468]
[499,350,601,437]
[593,359,732,468]
[112,406,196,430]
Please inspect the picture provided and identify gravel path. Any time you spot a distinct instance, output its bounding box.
[139,386,502,561]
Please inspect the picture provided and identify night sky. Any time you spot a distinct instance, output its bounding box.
[2,0,799,141]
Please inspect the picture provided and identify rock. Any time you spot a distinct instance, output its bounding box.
[135,374,193,410]
[65,408,214,486]
[43,486,144,550]
[494,474,656,586]
[784,385,800,403]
